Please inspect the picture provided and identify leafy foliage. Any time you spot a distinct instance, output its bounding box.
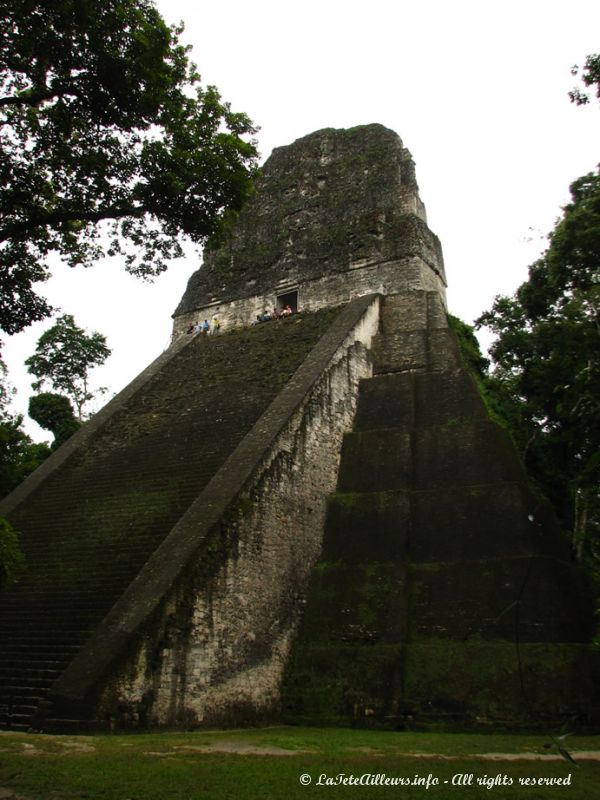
[476,171,600,562]
[570,53,600,105]
[0,0,258,334]
[0,516,25,590]
[28,391,80,446]
[25,314,111,419]
[0,357,50,498]
[448,314,489,375]
[448,314,522,435]
[0,415,51,498]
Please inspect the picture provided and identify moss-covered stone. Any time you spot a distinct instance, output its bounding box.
[175,125,445,316]
[408,557,595,643]
[0,307,341,729]
[323,491,410,563]
[282,294,599,730]
[298,561,408,644]
[282,643,405,726]
[403,641,600,728]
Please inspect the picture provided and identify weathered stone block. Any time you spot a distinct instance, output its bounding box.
[353,374,416,430]
[173,126,447,332]
[427,329,463,371]
[324,491,410,562]
[371,329,461,375]
[413,421,526,489]
[379,292,429,333]
[410,483,571,562]
[371,330,428,374]
[337,420,526,492]
[414,370,486,426]
[336,428,412,492]
[298,561,408,643]
[353,370,486,432]
[282,643,404,725]
[426,291,448,328]
[403,642,600,726]
[408,557,595,642]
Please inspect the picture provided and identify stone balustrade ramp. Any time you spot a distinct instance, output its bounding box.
[0,308,339,731]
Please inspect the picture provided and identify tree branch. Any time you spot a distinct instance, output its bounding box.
[0,205,146,242]
[0,82,77,109]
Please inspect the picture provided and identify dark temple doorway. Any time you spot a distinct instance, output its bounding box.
[276,289,298,313]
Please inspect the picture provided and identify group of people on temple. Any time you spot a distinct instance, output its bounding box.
[252,305,294,326]
[185,303,296,337]
[185,317,221,335]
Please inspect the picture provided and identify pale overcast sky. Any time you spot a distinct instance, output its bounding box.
[3,0,600,438]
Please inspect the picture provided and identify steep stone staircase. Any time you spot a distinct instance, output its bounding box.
[0,308,339,730]
[283,291,598,729]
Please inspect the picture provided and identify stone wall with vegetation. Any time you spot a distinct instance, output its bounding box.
[172,124,446,337]
[44,296,379,729]
[1,302,371,730]
[172,254,444,339]
[282,292,599,730]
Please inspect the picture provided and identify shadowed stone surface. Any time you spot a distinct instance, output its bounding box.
[282,292,599,730]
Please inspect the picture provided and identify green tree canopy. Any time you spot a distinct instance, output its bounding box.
[570,53,600,105]
[0,0,258,334]
[0,356,50,498]
[28,392,80,447]
[25,314,111,419]
[477,170,600,562]
[0,517,25,590]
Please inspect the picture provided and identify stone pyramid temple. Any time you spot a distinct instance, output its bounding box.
[0,124,597,732]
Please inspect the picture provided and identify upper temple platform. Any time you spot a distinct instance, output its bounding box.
[172,124,447,336]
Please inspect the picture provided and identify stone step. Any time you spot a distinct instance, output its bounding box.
[325,484,570,564]
[4,563,142,576]
[336,428,411,493]
[0,667,62,682]
[281,642,405,727]
[18,549,157,565]
[298,560,408,644]
[336,421,525,493]
[0,622,93,634]
[0,659,64,672]
[1,582,131,593]
[282,638,600,729]
[0,609,99,620]
[378,291,447,334]
[0,689,45,703]
[31,716,105,734]
[0,718,31,731]
[353,369,486,431]
[0,638,89,654]
[0,642,81,654]
[5,702,39,715]
[371,329,461,374]
[2,572,140,587]
[408,558,596,643]
[0,676,60,690]
[0,589,133,606]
